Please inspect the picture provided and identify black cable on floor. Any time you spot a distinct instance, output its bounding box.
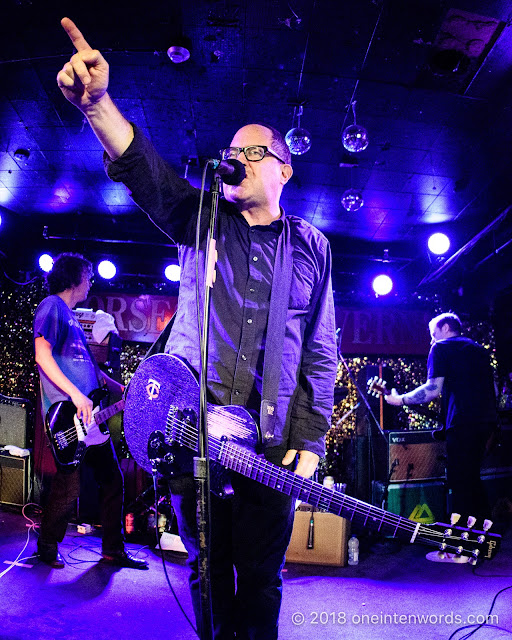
[152,470,198,637]
[448,584,512,639]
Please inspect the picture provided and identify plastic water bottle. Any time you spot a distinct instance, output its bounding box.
[348,535,359,566]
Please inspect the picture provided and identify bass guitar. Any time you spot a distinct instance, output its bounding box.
[123,354,500,562]
[45,389,124,467]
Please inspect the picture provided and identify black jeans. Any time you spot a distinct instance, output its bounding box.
[446,423,494,528]
[169,446,295,640]
[39,440,124,554]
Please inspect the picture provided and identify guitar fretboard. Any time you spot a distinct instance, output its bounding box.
[216,439,419,542]
[95,399,125,425]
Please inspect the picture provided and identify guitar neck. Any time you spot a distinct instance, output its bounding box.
[95,399,125,425]
[216,440,419,544]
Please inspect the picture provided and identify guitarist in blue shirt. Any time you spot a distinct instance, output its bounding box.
[34,252,147,570]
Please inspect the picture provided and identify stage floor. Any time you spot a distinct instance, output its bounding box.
[0,506,511,640]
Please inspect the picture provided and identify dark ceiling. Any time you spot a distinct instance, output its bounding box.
[2,0,512,304]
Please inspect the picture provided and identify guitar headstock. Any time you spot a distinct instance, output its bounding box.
[417,515,501,563]
[367,376,389,397]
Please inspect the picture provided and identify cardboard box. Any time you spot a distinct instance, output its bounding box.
[286,510,349,566]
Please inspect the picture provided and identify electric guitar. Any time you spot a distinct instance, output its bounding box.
[123,354,501,562]
[367,376,444,435]
[45,389,124,467]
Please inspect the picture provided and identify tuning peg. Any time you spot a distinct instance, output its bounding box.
[483,519,493,531]
[469,557,478,566]
[450,513,461,525]
[466,516,476,529]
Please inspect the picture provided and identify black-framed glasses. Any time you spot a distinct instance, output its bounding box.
[219,145,286,164]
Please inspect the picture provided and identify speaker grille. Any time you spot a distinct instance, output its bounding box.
[0,453,31,506]
[388,431,446,482]
[0,396,31,448]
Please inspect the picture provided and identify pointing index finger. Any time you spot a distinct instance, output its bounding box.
[61,17,93,52]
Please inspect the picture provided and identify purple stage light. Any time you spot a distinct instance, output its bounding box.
[428,232,450,255]
[38,254,54,272]
[372,274,393,296]
[98,260,117,280]
[164,264,181,282]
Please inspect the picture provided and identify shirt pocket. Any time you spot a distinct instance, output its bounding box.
[289,255,316,311]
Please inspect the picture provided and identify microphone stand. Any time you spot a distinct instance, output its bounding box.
[336,332,386,503]
[195,169,222,640]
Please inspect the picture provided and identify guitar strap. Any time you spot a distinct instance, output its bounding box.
[144,312,176,359]
[139,219,293,444]
[260,216,293,443]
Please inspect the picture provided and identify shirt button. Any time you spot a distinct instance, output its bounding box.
[241,354,247,361]
[234,390,240,396]
[252,256,258,262]
[249,288,255,293]
[247,318,253,324]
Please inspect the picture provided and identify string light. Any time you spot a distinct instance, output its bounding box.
[341,188,364,212]
[0,277,498,485]
[285,105,312,156]
[285,20,312,156]
[342,101,369,153]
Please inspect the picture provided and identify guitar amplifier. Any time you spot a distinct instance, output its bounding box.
[373,480,446,524]
[0,394,32,449]
[388,431,446,482]
[0,452,31,507]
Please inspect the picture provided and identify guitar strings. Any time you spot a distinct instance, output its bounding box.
[162,413,484,554]
[51,402,122,444]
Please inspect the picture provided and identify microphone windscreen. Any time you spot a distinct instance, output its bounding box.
[221,159,246,186]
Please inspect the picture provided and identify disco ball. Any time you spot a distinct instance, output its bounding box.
[285,127,312,155]
[342,124,369,153]
[341,188,364,212]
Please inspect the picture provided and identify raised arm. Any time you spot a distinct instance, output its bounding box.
[57,17,133,160]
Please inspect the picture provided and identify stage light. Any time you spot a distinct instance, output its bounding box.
[428,232,450,255]
[164,264,181,282]
[98,260,117,280]
[372,274,393,296]
[38,254,54,272]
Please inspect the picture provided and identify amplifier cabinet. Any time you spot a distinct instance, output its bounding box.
[286,510,349,566]
[0,394,32,448]
[388,430,446,482]
[374,480,446,524]
[0,452,31,507]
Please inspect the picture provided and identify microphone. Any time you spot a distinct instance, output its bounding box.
[210,158,246,186]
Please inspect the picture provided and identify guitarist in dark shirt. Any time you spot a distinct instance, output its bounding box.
[34,252,147,570]
[385,312,497,550]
